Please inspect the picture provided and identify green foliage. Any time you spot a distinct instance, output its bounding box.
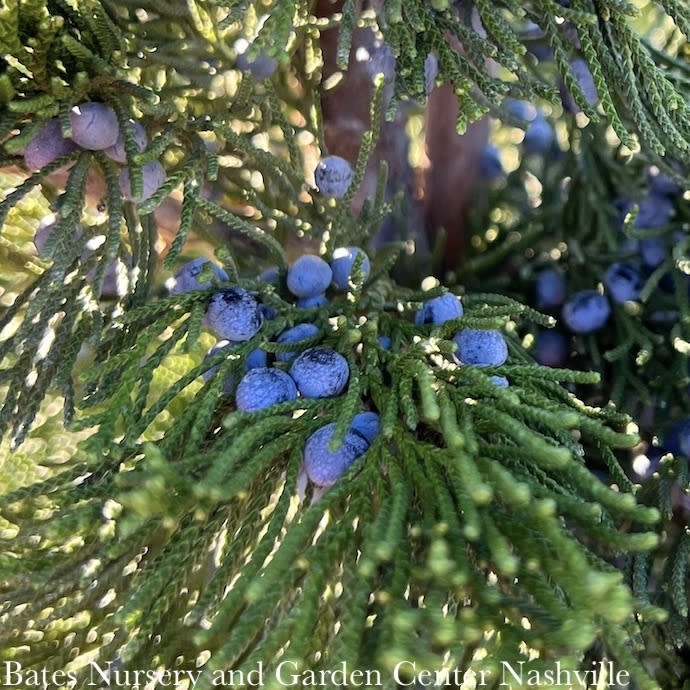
[1,1,690,688]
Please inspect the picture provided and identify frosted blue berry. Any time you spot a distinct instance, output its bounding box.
[561,290,610,333]
[203,340,267,394]
[170,258,228,295]
[289,347,349,398]
[104,120,148,164]
[276,323,321,363]
[331,246,371,291]
[479,145,505,181]
[491,376,510,388]
[522,115,554,156]
[604,262,642,303]
[207,287,263,341]
[24,118,79,171]
[415,293,463,326]
[235,368,298,412]
[119,161,167,202]
[535,268,567,309]
[535,330,569,367]
[314,156,354,199]
[297,294,328,308]
[287,255,332,298]
[303,423,369,487]
[454,329,508,366]
[351,412,380,444]
[69,102,119,150]
[378,336,392,350]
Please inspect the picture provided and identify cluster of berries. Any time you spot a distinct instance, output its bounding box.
[415,293,509,386]
[479,99,557,183]
[24,101,165,202]
[533,168,685,368]
[173,248,511,489]
[171,246,375,488]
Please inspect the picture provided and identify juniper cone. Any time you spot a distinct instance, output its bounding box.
[275,323,321,362]
[235,368,298,412]
[119,160,167,202]
[303,423,370,487]
[289,347,349,398]
[104,120,148,164]
[169,257,229,295]
[69,102,120,150]
[206,287,264,341]
[286,254,333,298]
[23,118,79,170]
[3,0,690,687]
[562,290,612,333]
[314,155,354,198]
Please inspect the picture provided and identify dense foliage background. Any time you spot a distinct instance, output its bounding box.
[1,1,690,688]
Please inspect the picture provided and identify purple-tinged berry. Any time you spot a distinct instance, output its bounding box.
[207,287,263,341]
[236,50,278,79]
[169,257,228,295]
[235,368,298,412]
[331,246,371,291]
[289,347,349,398]
[415,293,463,325]
[454,329,508,366]
[303,423,369,487]
[535,268,567,309]
[119,161,167,202]
[23,118,79,171]
[287,255,332,299]
[276,323,321,362]
[535,330,569,367]
[104,120,148,164]
[351,411,380,444]
[314,156,354,199]
[604,262,642,303]
[561,290,610,333]
[69,102,119,150]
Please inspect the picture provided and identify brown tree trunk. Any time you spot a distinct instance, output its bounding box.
[314,0,489,276]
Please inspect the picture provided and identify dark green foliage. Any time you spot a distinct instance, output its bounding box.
[1,1,690,689]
